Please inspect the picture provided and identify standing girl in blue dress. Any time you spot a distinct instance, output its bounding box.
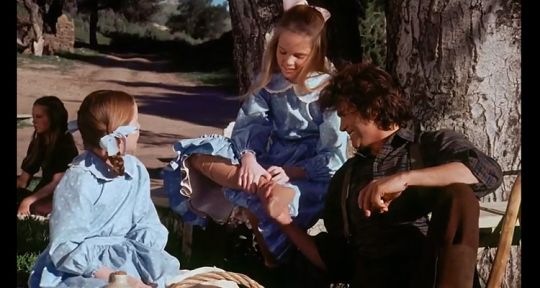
[164,3,348,266]
[29,90,180,288]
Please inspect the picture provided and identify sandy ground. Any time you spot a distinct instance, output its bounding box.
[17,52,241,192]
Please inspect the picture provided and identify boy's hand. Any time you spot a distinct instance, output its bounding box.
[267,166,290,184]
[358,172,408,217]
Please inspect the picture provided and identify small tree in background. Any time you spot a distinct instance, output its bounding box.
[358,0,386,66]
[76,0,160,47]
[166,0,231,40]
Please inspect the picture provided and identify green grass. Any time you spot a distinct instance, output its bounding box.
[17,252,39,274]
[74,16,112,45]
[17,217,49,255]
[17,53,76,73]
[176,69,236,87]
[17,119,33,129]
[16,216,49,287]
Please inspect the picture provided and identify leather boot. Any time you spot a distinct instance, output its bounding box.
[436,244,477,288]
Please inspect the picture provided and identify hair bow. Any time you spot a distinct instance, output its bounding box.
[99,125,138,156]
[282,0,331,22]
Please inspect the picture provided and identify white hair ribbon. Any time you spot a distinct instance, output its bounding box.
[312,6,331,22]
[99,125,138,156]
[283,0,308,11]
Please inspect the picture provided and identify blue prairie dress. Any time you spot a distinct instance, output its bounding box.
[29,151,181,288]
[164,72,348,261]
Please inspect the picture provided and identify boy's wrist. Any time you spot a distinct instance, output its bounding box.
[400,170,412,187]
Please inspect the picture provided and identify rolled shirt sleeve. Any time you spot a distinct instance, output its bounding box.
[421,129,503,198]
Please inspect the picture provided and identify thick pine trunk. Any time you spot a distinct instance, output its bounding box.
[43,0,65,34]
[89,1,99,47]
[386,0,521,202]
[310,0,363,68]
[228,0,282,94]
[386,1,521,287]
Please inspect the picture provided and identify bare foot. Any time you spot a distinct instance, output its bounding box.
[258,181,295,219]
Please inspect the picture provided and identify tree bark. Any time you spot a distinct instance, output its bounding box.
[43,0,65,34]
[311,0,363,69]
[89,0,99,47]
[386,0,521,202]
[23,0,44,56]
[386,2,521,287]
[228,0,282,95]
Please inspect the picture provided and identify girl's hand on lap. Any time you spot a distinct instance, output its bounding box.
[239,152,271,193]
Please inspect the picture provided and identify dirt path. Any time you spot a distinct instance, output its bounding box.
[17,52,241,187]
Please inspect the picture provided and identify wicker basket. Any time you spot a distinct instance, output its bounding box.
[168,270,263,288]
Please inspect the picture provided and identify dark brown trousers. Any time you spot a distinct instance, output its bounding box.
[296,183,480,288]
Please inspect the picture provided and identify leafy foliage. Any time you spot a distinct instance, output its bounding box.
[17,252,39,274]
[166,0,231,40]
[359,0,386,66]
[17,217,50,255]
[77,0,160,22]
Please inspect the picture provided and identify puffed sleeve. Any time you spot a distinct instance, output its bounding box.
[298,110,348,181]
[47,169,103,277]
[21,138,41,175]
[48,133,78,175]
[125,162,181,283]
[231,89,273,156]
[126,165,168,249]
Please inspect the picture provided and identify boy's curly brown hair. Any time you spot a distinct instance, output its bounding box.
[319,62,412,130]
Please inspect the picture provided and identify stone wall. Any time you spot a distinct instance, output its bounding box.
[43,14,75,54]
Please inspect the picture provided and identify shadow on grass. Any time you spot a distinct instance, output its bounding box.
[58,31,235,75]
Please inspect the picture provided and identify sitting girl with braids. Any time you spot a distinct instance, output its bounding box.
[29,90,181,288]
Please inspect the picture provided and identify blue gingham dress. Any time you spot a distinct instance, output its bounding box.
[163,72,348,261]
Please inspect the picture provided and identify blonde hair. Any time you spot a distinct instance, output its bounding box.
[77,90,135,175]
[245,5,329,97]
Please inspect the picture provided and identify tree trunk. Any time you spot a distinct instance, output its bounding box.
[311,0,363,69]
[228,0,282,95]
[386,0,521,202]
[89,1,99,47]
[386,1,521,287]
[43,0,65,34]
[23,0,44,56]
